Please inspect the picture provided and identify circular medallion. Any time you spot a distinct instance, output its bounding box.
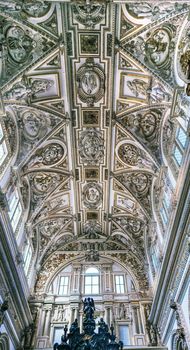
[42,144,65,165]
[145,28,170,67]
[22,111,47,140]
[118,143,140,166]
[6,26,34,63]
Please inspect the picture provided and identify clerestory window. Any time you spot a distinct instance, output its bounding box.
[7,189,22,232]
[23,240,32,275]
[84,267,99,295]
[58,276,69,295]
[115,275,125,294]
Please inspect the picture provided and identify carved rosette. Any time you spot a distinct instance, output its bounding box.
[83,182,102,208]
[76,58,105,106]
[79,128,104,165]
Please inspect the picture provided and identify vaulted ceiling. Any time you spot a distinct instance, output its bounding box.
[1,0,189,294]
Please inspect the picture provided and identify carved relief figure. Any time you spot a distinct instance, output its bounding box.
[4,78,54,101]
[53,305,65,322]
[82,71,99,95]
[83,183,102,208]
[127,79,149,97]
[126,2,187,19]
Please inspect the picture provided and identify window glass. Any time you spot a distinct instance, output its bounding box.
[23,242,32,275]
[86,267,99,274]
[131,280,136,292]
[115,275,125,293]
[85,275,99,294]
[84,267,99,295]
[160,207,168,225]
[8,190,22,232]
[0,141,8,166]
[177,127,187,148]
[163,192,170,209]
[0,124,8,167]
[58,276,69,295]
[173,146,183,165]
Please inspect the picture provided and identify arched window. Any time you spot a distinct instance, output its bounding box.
[84,267,99,295]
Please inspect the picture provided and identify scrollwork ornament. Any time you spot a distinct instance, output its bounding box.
[27,142,66,168]
[127,24,176,83]
[117,172,153,214]
[83,182,102,209]
[22,1,51,17]
[79,128,104,165]
[31,172,62,194]
[117,216,144,236]
[76,58,105,106]
[118,144,141,166]
[72,3,105,28]
[83,220,102,238]
[117,142,154,170]
[21,110,50,141]
[177,22,190,83]
[0,19,54,84]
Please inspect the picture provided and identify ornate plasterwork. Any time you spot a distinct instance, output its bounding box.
[76,58,105,106]
[177,21,190,83]
[0,1,51,18]
[82,182,102,209]
[0,15,55,86]
[72,3,106,28]
[79,128,104,165]
[1,0,187,309]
